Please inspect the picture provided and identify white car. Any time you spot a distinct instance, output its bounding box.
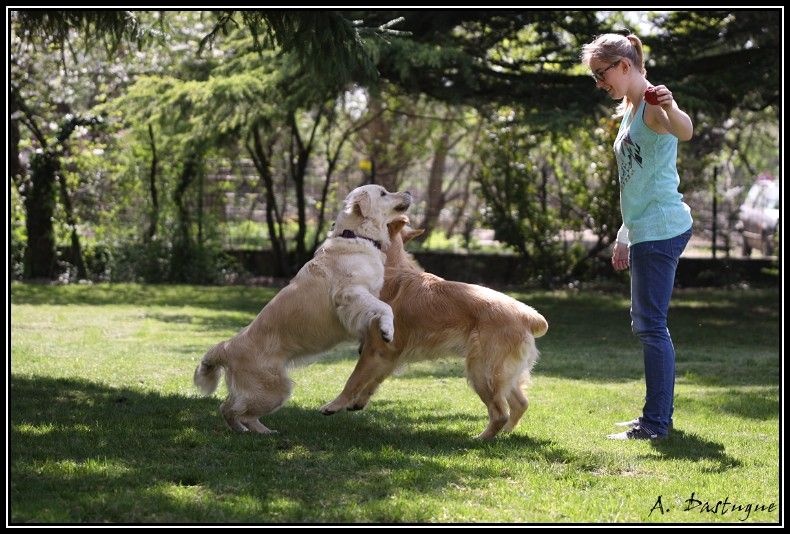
[736,175,779,256]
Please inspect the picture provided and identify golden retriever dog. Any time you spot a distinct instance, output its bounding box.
[194,185,412,434]
[320,216,548,439]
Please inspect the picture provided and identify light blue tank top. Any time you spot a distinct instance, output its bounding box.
[613,99,693,245]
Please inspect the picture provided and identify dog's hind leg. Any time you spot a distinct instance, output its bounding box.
[221,400,278,434]
[220,397,251,432]
[221,365,292,434]
[477,393,510,440]
[240,417,278,434]
[467,346,510,439]
[502,386,528,433]
[503,338,538,433]
[222,395,286,434]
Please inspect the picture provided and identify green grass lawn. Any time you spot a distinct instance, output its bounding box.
[10,283,780,523]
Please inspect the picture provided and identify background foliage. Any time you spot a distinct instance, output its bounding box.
[9,10,780,285]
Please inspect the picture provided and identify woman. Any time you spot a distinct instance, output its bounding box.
[581,33,693,440]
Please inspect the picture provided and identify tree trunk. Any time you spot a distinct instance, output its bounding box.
[197,171,204,246]
[174,156,196,248]
[10,94,23,191]
[366,95,398,191]
[291,106,325,266]
[418,130,450,241]
[57,173,87,279]
[24,153,59,279]
[145,123,159,242]
[445,167,474,238]
[171,153,199,280]
[289,114,308,267]
[249,128,289,276]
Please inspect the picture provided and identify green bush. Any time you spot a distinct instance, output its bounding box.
[99,238,240,284]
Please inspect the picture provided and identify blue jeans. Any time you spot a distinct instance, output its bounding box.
[629,228,692,437]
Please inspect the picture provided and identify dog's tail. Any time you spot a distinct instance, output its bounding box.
[522,306,549,338]
[194,341,227,395]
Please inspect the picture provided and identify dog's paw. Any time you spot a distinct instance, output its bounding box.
[242,418,278,435]
[347,403,366,412]
[373,312,394,343]
[380,320,394,343]
[319,404,339,416]
[227,420,251,433]
[319,399,346,415]
[380,329,393,343]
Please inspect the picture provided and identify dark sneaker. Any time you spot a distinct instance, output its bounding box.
[614,418,640,428]
[614,418,673,431]
[607,425,666,441]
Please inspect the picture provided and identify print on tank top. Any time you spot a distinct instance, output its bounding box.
[617,132,643,188]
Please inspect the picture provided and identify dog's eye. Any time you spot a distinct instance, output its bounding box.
[380,191,386,197]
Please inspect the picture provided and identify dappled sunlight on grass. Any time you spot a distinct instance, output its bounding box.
[20,458,133,480]
[14,422,57,437]
[10,284,779,522]
[150,482,214,507]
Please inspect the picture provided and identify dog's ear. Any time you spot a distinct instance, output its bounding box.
[402,228,425,243]
[349,190,372,218]
[387,216,409,238]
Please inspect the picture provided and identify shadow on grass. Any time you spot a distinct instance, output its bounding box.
[509,289,779,387]
[349,288,778,388]
[11,373,764,522]
[11,283,779,389]
[648,430,741,472]
[142,311,252,333]
[10,375,567,523]
[696,388,779,421]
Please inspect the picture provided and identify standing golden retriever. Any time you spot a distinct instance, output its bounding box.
[194,185,412,434]
[321,217,548,439]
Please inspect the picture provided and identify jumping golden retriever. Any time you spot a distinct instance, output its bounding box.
[321,216,548,439]
[194,185,412,434]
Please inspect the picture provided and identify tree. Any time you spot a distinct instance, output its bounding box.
[11,9,175,280]
[104,21,382,276]
[477,111,622,286]
[11,9,387,279]
[355,10,779,128]
[417,106,482,242]
[10,11,117,279]
[355,10,606,125]
[11,9,779,283]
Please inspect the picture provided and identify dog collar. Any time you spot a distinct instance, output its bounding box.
[338,229,382,250]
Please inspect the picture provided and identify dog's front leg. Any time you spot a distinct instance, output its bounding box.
[319,352,378,415]
[333,285,394,342]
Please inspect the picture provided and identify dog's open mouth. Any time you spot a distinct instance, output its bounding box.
[394,202,410,212]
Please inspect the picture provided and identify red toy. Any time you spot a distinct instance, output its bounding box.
[644,86,660,105]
